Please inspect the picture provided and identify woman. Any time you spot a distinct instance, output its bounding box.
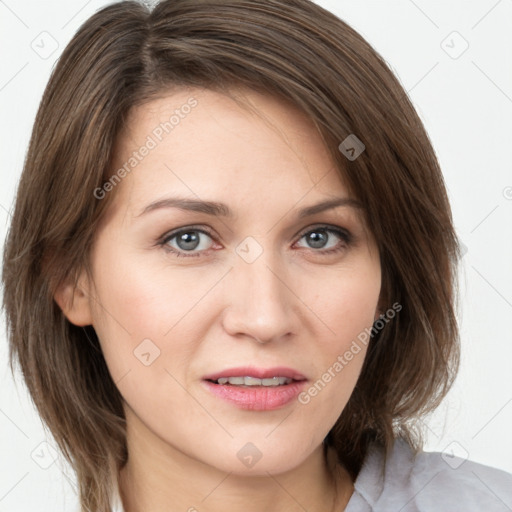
[2,1,511,511]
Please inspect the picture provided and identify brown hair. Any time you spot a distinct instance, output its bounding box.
[2,0,461,510]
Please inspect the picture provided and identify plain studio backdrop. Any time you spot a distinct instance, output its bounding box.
[0,1,511,510]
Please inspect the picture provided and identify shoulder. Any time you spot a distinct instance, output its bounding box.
[346,437,512,512]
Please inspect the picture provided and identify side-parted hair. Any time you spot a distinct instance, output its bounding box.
[2,1,461,511]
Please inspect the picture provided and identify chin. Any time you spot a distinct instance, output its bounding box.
[198,434,320,477]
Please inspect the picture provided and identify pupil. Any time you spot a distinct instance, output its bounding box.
[177,232,200,250]
[308,230,327,248]
[174,230,329,251]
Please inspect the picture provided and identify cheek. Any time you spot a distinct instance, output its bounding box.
[298,263,380,405]
[87,243,176,374]
[88,241,227,385]
[305,262,381,345]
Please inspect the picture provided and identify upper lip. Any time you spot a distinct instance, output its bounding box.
[203,366,307,382]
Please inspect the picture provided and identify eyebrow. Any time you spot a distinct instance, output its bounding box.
[136,196,363,219]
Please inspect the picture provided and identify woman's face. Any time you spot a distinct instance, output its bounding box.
[81,87,381,475]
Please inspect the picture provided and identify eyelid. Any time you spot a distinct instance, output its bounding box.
[158,223,352,257]
[158,224,215,244]
[160,223,351,242]
[294,223,352,244]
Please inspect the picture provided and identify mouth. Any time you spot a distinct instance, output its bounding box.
[208,376,294,387]
[202,366,307,411]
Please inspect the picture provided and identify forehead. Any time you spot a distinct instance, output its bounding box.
[107,87,359,222]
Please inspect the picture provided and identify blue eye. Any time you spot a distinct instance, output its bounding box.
[295,226,351,253]
[159,224,352,258]
[161,227,215,257]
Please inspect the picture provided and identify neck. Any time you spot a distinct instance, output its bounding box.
[118,414,354,512]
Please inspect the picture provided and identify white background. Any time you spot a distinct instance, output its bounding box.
[1,0,511,510]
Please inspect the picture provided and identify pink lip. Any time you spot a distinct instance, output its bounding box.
[202,366,307,411]
[203,380,306,411]
[203,366,307,381]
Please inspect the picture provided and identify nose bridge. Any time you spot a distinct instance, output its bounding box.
[223,237,295,342]
[240,253,284,304]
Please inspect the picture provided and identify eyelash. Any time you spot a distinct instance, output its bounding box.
[158,224,353,259]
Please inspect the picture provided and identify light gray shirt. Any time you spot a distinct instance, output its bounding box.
[112,438,512,511]
[345,438,512,511]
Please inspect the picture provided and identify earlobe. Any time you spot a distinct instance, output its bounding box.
[54,275,93,326]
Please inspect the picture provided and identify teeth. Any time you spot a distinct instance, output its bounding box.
[215,376,292,386]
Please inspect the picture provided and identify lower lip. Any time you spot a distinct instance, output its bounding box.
[203,380,307,411]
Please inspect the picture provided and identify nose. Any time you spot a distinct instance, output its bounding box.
[221,250,297,345]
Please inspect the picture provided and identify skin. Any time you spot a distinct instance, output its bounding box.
[56,87,382,512]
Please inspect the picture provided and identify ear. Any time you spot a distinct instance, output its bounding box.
[54,271,93,326]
